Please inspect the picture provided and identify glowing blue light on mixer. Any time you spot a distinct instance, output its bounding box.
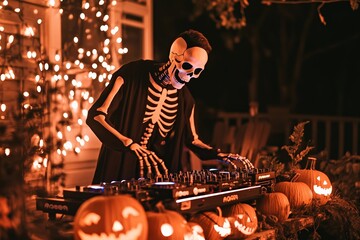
[154,182,175,185]
[86,185,104,190]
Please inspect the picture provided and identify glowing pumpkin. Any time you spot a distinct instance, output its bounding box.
[256,192,290,223]
[275,176,313,209]
[222,203,258,239]
[190,207,233,240]
[73,195,148,240]
[295,157,332,205]
[146,203,189,239]
[184,222,206,240]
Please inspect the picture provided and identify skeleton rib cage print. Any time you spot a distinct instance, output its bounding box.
[141,77,178,148]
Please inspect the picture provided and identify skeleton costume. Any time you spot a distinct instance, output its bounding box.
[87,30,236,183]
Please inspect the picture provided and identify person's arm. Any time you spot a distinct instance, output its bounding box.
[86,70,133,151]
[185,103,254,170]
[86,64,168,177]
[185,104,220,159]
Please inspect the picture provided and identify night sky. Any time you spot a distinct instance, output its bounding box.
[153,0,360,117]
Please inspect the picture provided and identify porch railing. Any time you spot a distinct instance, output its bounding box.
[211,111,360,160]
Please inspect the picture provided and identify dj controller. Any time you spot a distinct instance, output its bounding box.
[36,168,275,219]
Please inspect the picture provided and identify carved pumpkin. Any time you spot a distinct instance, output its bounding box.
[256,192,290,223]
[184,222,206,240]
[222,203,258,239]
[146,202,189,239]
[74,195,148,240]
[275,175,313,209]
[295,157,332,205]
[190,207,233,240]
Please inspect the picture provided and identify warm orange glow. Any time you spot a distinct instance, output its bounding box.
[55,52,61,61]
[160,223,173,237]
[0,0,129,179]
[24,26,35,36]
[48,0,56,7]
[0,103,6,112]
[213,218,232,237]
[4,148,10,156]
[83,2,90,9]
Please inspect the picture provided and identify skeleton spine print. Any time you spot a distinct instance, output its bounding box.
[141,77,178,148]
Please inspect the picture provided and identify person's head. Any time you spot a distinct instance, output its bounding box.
[168,29,212,89]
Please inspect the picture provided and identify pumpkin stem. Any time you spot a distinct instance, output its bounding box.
[291,172,301,182]
[216,206,223,217]
[155,201,166,212]
[306,157,317,170]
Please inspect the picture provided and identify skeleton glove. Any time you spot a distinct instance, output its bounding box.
[127,142,168,178]
[217,153,255,171]
[217,152,238,170]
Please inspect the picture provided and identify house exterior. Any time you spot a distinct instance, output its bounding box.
[0,0,153,188]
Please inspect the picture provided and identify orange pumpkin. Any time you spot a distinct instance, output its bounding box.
[256,192,290,223]
[275,176,313,209]
[295,157,332,205]
[190,207,233,240]
[222,203,258,239]
[146,202,189,239]
[73,194,148,240]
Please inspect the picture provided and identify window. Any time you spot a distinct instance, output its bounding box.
[110,0,153,66]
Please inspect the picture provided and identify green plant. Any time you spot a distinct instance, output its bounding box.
[322,153,360,210]
[281,121,314,170]
[256,122,360,239]
[313,196,360,240]
[291,195,360,240]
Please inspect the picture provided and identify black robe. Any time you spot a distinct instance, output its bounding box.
[86,60,218,183]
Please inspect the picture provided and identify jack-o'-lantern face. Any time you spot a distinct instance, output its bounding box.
[295,168,333,205]
[222,203,258,237]
[233,212,257,235]
[213,218,232,237]
[313,174,332,197]
[189,208,233,239]
[184,222,205,240]
[74,195,148,240]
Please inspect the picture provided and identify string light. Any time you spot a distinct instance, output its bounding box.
[0,0,127,191]
[4,148,10,156]
[24,25,35,37]
[0,103,6,112]
[48,0,56,7]
[54,51,61,61]
[0,103,6,119]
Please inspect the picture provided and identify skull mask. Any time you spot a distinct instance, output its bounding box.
[168,37,208,89]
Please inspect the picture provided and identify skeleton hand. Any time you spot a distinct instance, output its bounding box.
[217,152,238,170]
[128,142,168,178]
[227,153,254,171]
[217,153,254,171]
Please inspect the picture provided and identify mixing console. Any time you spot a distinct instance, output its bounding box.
[36,168,275,219]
